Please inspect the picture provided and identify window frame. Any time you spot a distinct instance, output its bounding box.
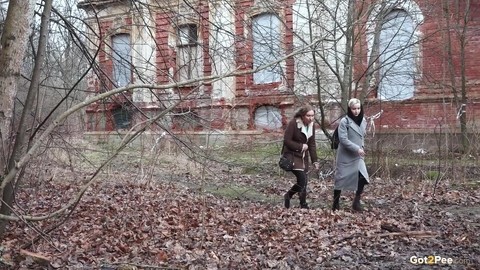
[377,9,416,101]
[112,105,132,130]
[176,23,201,82]
[251,12,283,85]
[111,33,132,88]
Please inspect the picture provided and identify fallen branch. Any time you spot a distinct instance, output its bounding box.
[371,230,439,238]
[19,249,51,267]
[102,262,183,270]
[334,230,438,244]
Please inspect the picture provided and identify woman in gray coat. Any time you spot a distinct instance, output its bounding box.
[332,98,369,211]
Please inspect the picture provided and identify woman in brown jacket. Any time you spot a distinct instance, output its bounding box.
[282,105,320,209]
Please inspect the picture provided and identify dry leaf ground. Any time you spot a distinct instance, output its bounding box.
[2,144,480,269]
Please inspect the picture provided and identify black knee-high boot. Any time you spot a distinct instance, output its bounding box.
[332,189,341,211]
[284,190,294,209]
[353,174,367,212]
[285,170,308,209]
[299,189,309,209]
[352,194,362,211]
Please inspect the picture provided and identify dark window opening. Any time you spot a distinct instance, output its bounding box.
[112,106,132,130]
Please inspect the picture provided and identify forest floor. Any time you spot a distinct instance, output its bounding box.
[2,155,480,269]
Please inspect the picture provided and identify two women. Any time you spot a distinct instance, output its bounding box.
[282,99,369,211]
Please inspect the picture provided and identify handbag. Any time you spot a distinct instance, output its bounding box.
[278,153,294,171]
[278,145,294,171]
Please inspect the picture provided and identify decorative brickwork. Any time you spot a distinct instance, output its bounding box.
[79,0,480,140]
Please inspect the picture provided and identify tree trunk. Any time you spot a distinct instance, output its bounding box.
[342,0,355,111]
[11,0,53,181]
[459,0,470,153]
[0,0,35,239]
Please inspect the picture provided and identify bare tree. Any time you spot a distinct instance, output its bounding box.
[291,1,425,135]
[441,0,473,153]
[0,0,36,237]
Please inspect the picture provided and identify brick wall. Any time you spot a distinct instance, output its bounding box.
[82,0,480,141]
[354,0,480,134]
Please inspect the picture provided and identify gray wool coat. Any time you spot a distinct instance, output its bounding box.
[334,116,369,191]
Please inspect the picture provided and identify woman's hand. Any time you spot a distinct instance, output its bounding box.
[302,144,308,151]
[358,148,365,157]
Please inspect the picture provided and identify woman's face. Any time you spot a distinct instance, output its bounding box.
[350,103,361,117]
[302,110,315,125]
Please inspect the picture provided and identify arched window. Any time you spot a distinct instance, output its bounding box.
[378,10,415,100]
[112,34,132,88]
[252,13,282,84]
[254,106,282,130]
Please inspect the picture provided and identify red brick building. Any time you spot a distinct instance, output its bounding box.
[355,0,480,137]
[78,0,480,148]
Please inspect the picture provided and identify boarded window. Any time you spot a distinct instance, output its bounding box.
[112,34,132,88]
[254,106,282,130]
[252,13,282,84]
[378,10,415,100]
[177,24,201,81]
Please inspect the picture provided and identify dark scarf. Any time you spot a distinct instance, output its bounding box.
[347,105,364,127]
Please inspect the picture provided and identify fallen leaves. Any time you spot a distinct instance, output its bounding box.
[3,168,480,269]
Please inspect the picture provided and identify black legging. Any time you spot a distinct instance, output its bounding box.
[356,172,368,196]
[287,170,308,205]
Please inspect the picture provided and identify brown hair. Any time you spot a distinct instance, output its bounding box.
[294,105,314,118]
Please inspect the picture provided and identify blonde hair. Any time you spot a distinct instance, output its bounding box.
[348,98,361,108]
